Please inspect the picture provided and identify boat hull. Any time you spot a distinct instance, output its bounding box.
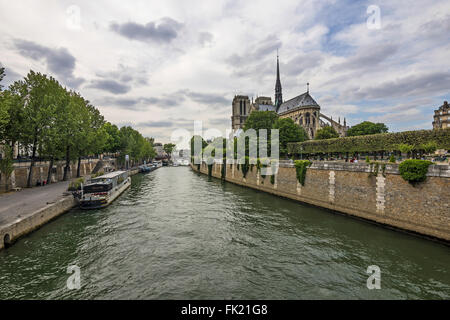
[80,178,131,210]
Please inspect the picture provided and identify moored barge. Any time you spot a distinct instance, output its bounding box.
[79,171,131,209]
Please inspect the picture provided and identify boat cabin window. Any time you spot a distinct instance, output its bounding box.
[83,184,112,193]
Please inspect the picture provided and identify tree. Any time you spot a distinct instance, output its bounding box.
[141,138,156,162]
[0,67,10,137]
[347,121,388,137]
[243,111,278,132]
[420,141,437,155]
[0,66,5,90]
[315,126,339,140]
[163,143,176,161]
[397,143,414,158]
[103,122,121,154]
[0,145,14,191]
[9,71,60,187]
[272,118,308,155]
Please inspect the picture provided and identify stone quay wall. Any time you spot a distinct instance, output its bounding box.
[0,160,100,192]
[0,196,76,250]
[0,166,140,251]
[191,161,450,242]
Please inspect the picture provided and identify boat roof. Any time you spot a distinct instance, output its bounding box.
[94,171,127,179]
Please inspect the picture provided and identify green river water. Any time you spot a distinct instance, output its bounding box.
[0,167,449,299]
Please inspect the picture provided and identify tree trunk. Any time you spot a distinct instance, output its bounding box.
[26,137,37,188]
[63,146,70,181]
[77,156,82,178]
[47,157,54,185]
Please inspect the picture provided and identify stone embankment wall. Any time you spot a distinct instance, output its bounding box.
[192,161,450,242]
[0,196,76,250]
[0,160,101,192]
[0,166,139,251]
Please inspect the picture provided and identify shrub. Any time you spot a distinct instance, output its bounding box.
[368,162,386,177]
[365,156,370,163]
[92,171,104,178]
[240,156,250,178]
[294,160,312,186]
[389,154,396,163]
[398,160,433,184]
[68,177,85,191]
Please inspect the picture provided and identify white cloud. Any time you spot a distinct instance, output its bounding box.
[0,0,449,146]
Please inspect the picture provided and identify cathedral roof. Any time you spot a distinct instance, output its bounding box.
[257,104,276,112]
[277,92,320,114]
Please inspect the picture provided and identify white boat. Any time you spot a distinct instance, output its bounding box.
[79,171,131,210]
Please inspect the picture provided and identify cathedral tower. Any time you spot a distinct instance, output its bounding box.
[231,95,250,131]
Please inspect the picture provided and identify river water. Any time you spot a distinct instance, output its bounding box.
[0,167,449,299]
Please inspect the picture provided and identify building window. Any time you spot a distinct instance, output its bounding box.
[240,101,242,114]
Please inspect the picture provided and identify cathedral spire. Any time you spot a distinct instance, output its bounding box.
[275,52,283,110]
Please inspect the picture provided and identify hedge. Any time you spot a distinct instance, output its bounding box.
[287,129,450,154]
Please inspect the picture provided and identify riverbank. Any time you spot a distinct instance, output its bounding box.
[0,168,140,251]
[191,161,450,242]
[1,166,449,299]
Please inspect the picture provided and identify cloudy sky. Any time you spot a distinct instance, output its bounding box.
[1,0,449,146]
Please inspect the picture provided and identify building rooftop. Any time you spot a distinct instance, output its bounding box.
[96,171,127,179]
[277,92,319,114]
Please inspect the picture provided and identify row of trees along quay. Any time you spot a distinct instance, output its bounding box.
[190,110,449,163]
[0,67,158,188]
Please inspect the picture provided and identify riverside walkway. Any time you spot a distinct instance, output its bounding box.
[0,182,70,226]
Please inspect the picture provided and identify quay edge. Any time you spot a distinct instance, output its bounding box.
[0,168,140,251]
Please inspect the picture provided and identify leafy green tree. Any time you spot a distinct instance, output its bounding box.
[272,118,308,155]
[141,138,156,162]
[9,71,61,187]
[243,111,278,132]
[0,88,23,153]
[0,66,5,90]
[347,121,388,137]
[397,143,414,159]
[163,143,176,161]
[419,141,437,155]
[315,126,339,140]
[116,126,155,166]
[242,111,279,158]
[73,102,106,177]
[0,67,11,138]
[103,122,121,154]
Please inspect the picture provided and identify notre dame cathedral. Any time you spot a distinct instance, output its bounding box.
[231,55,348,139]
